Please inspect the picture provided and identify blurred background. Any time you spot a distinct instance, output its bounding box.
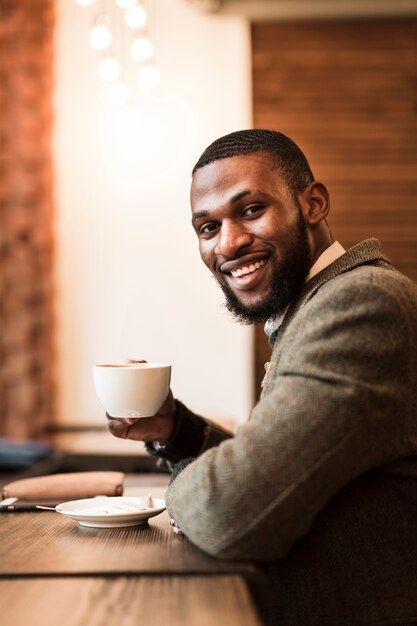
[0,0,416,454]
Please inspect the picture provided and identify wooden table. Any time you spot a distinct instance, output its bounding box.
[0,474,265,626]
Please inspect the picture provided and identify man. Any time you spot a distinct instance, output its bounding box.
[108,130,417,625]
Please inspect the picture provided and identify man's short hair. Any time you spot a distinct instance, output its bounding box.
[192,129,315,197]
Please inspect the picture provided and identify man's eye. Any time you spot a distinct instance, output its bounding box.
[243,204,263,217]
[200,222,218,234]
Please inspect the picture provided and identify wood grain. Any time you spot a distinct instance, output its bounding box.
[0,509,257,577]
[252,18,417,390]
[0,476,265,625]
[0,576,262,626]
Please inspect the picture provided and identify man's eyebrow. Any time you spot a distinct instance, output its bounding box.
[230,189,251,203]
[192,210,209,223]
[191,189,252,223]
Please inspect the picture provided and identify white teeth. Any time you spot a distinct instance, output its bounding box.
[231,259,265,278]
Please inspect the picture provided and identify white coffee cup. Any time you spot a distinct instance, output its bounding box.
[92,362,171,418]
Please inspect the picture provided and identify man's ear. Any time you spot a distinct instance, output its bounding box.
[300,182,330,225]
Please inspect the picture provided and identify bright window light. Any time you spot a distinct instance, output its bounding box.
[106,82,130,107]
[137,64,160,89]
[116,0,137,7]
[98,57,121,82]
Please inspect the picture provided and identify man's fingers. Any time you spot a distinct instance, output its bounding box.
[106,415,154,441]
[106,397,176,442]
[121,416,165,442]
[106,417,131,439]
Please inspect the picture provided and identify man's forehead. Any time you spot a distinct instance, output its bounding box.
[190,151,282,206]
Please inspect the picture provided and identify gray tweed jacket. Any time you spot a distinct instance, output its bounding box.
[148,239,417,626]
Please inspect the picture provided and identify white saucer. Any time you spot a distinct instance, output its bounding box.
[55,496,166,528]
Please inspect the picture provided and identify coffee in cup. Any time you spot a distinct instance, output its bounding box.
[93,362,171,418]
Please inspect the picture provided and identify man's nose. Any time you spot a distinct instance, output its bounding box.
[214,221,253,258]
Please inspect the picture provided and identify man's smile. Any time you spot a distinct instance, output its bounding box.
[220,253,269,275]
[230,258,266,278]
[220,256,270,292]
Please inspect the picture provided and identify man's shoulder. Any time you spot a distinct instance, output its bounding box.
[305,238,415,299]
[319,262,417,308]
[284,261,417,335]
[271,261,417,365]
[270,242,417,346]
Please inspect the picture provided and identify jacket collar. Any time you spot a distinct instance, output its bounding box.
[268,239,392,346]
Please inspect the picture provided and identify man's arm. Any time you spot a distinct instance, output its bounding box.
[107,391,233,463]
[145,399,234,465]
[165,270,414,561]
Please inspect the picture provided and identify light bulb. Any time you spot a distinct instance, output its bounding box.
[124,5,147,29]
[130,36,153,61]
[106,82,130,107]
[98,56,121,82]
[116,0,137,7]
[89,24,112,51]
[137,64,160,89]
[76,0,97,6]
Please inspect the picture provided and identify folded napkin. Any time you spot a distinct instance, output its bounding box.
[2,471,125,501]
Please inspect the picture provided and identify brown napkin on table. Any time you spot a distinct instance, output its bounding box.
[2,471,125,501]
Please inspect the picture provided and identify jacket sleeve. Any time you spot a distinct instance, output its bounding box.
[165,271,413,560]
[145,399,233,466]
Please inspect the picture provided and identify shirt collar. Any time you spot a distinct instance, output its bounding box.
[264,241,346,337]
[306,240,346,281]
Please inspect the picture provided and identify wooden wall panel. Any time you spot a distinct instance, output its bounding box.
[252,18,417,395]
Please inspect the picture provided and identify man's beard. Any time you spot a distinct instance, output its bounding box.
[216,208,311,325]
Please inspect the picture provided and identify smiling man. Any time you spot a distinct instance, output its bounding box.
[191,151,314,324]
[107,130,417,626]
[190,147,328,325]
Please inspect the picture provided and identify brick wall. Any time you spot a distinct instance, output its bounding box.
[0,0,55,438]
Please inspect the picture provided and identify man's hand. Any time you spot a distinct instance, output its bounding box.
[106,389,177,443]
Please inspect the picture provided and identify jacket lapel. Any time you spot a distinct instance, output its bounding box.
[269,238,392,348]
